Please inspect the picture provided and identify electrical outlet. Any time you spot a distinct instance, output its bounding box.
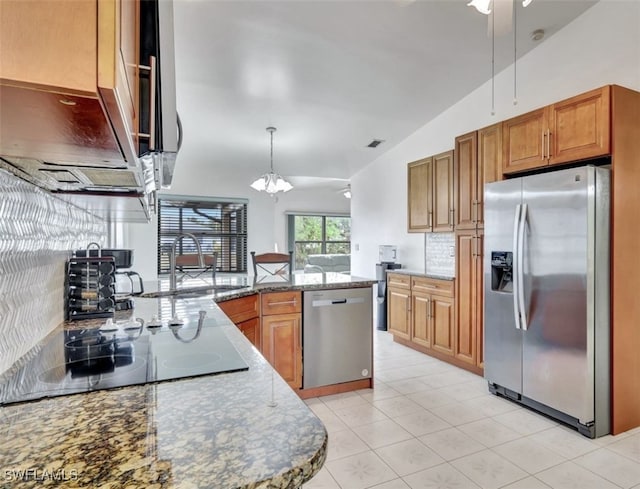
[354,243,360,251]
[449,246,455,257]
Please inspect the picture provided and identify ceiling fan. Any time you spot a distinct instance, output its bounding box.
[468,0,533,37]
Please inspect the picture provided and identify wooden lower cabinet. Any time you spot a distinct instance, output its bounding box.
[387,273,465,370]
[237,317,261,351]
[262,313,302,390]
[261,291,302,390]
[388,285,411,340]
[217,294,261,350]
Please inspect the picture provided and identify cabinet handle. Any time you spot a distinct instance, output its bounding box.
[149,56,157,151]
[472,200,477,223]
[267,300,297,307]
[541,130,545,160]
[431,299,435,318]
[547,129,551,159]
[449,209,454,226]
[428,211,433,228]
[426,298,431,318]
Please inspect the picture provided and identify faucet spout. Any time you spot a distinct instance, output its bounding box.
[169,233,204,290]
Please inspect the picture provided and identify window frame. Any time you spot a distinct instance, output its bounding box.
[157,195,248,275]
[287,213,351,271]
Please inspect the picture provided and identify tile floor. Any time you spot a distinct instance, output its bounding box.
[303,331,640,489]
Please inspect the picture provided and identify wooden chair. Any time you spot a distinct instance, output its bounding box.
[251,251,293,276]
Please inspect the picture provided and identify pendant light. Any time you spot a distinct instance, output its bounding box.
[250,127,293,194]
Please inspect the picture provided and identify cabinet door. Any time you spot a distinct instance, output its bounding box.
[455,232,476,365]
[411,291,431,348]
[388,286,411,340]
[98,0,139,164]
[408,157,433,232]
[238,317,261,351]
[217,294,259,324]
[262,313,302,389]
[502,108,547,174]
[431,295,455,356]
[475,233,485,369]
[478,123,502,228]
[432,150,454,232]
[549,86,610,166]
[454,132,478,231]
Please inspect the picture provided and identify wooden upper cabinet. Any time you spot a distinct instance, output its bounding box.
[454,132,478,231]
[502,86,611,175]
[455,125,501,232]
[432,150,454,232]
[502,107,547,174]
[408,157,433,232]
[548,86,610,166]
[0,0,139,166]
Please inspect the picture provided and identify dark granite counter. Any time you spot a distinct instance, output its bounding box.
[385,269,455,281]
[0,293,327,488]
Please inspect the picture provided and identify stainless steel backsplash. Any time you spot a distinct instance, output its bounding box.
[0,169,106,375]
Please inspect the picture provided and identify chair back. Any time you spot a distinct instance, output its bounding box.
[251,251,293,276]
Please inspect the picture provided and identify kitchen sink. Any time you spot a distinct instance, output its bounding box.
[139,284,248,298]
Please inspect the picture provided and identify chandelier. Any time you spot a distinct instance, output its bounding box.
[250,127,293,194]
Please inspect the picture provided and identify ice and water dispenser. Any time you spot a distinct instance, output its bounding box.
[491,251,513,293]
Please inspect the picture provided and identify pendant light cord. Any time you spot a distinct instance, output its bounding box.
[513,0,518,105]
[491,3,495,116]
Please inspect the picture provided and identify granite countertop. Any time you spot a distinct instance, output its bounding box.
[0,294,327,488]
[144,272,377,303]
[385,269,455,281]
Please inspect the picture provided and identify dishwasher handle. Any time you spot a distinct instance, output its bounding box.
[312,297,365,307]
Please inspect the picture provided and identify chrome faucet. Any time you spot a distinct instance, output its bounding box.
[169,233,205,290]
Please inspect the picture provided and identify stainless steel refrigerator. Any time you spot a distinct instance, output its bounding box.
[484,165,610,438]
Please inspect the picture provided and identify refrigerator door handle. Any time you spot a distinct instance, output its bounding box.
[518,204,529,330]
[513,204,522,330]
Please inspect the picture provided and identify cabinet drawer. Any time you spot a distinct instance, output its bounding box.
[411,277,454,297]
[387,273,411,289]
[217,294,259,323]
[261,291,302,316]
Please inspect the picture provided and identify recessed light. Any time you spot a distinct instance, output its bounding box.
[531,29,545,42]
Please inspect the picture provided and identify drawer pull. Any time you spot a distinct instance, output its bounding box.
[267,300,297,307]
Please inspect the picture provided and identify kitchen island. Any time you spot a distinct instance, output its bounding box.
[0,273,375,488]
[0,296,327,487]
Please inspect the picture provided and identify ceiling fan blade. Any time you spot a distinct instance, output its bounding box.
[487,0,513,37]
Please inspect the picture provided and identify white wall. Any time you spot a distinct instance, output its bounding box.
[350,0,640,278]
[126,163,349,280]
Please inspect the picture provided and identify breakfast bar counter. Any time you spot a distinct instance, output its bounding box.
[0,293,328,488]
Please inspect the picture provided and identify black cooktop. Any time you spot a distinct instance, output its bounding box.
[0,315,248,405]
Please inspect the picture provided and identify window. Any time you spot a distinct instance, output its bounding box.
[287,214,351,270]
[157,197,247,274]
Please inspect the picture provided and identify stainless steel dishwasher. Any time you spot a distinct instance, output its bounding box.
[303,287,373,389]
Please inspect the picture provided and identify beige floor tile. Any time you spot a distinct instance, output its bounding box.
[493,437,567,474]
[313,407,350,435]
[535,461,620,489]
[419,427,486,461]
[402,463,480,489]
[436,380,490,402]
[450,449,528,489]
[304,466,341,488]
[326,428,370,461]
[352,419,414,449]
[357,384,403,403]
[607,432,640,462]
[375,438,445,476]
[573,447,640,488]
[463,395,521,417]
[392,409,451,437]
[325,450,397,489]
[333,403,389,428]
[500,476,552,489]
[373,396,424,418]
[429,401,487,426]
[322,391,369,411]
[457,418,521,448]
[407,389,457,410]
[367,479,411,489]
[529,426,599,459]
[492,408,557,436]
[386,378,432,395]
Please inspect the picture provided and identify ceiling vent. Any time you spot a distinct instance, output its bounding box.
[366,139,384,148]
